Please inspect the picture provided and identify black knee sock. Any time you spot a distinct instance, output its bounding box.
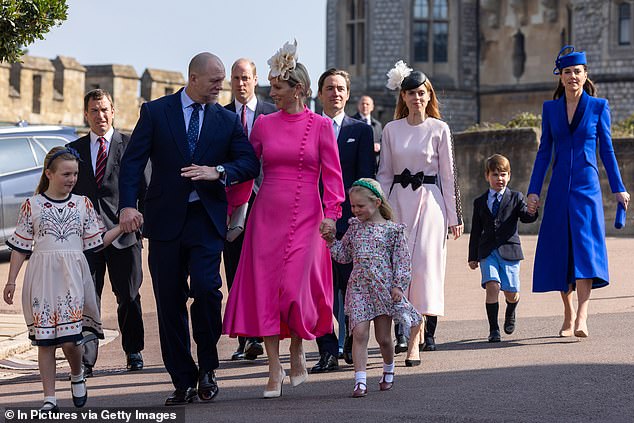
[486,302,499,331]
[505,300,519,320]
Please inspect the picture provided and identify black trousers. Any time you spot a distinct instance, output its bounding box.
[82,240,144,367]
[316,259,353,356]
[149,202,224,390]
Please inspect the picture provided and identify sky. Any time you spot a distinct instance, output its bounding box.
[26,0,328,88]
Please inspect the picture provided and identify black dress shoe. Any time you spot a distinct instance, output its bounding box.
[83,364,93,378]
[488,329,501,343]
[394,335,408,354]
[309,352,339,373]
[71,378,87,408]
[243,339,264,360]
[126,352,144,371]
[165,387,197,406]
[404,359,421,367]
[422,337,437,351]
[198,370,219,402]
[343,336,354,365]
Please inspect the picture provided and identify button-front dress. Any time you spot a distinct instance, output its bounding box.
[223,107,345,340]
[377,118,462,316]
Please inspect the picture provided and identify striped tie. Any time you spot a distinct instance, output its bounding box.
[95,137,107,187]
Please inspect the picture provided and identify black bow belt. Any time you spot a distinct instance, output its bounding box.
[392,168,437,191]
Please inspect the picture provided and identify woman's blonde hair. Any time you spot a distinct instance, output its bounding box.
[394,79,441,120]
[270,62,312,101]
[349,178,394,220]
[36,146,79,194]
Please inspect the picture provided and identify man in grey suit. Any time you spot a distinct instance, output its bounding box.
[223,58,276,361]
[68,89,146,376]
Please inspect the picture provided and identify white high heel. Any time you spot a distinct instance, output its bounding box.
[263,369,286,398]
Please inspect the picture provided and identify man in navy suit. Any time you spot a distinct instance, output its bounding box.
[68,89,146,376]
[352,95,382,167]
[310,68,375,373]
[118,53,259,405]
[223,58,276,361]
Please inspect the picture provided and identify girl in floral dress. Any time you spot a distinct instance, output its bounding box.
[324,178,421,398]
[3,147,122,412]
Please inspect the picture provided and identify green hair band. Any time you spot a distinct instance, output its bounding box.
[352,179,383,200]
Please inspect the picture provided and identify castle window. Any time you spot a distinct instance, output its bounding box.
[32,75,42,114]
[346,0,366,68]
[413,0,449,63]
[619,2,631,45]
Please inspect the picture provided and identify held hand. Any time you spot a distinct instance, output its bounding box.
[181,164,220,182]
[3,284,15,305]
[119,208,143,233]
[450,224,463,240]
[468,261,479,270]
[615,191,630,211]
[527,194,540,215]
[321,230,335,243]
[374,143,381,153]
[391,287,404,302]
[319,218,336,237]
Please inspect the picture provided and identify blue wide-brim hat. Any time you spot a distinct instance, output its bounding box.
[553,45,587,75]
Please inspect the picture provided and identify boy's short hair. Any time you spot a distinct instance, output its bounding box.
[485,154,511,174]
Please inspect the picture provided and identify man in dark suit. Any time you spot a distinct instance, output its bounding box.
[353,95,382,167]
[310,68,375,374]
[223,58,276,361]
[468,154,537,342]
[68,89,146,377]
[118,53,259,406]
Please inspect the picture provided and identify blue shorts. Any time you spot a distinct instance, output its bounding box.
[480,249,520,293]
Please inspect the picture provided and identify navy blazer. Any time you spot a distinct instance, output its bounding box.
[468,188,537,262]
[119,89,260,241]
[336,114,375,236]
[68,130,148,249]
[352,112,382,146]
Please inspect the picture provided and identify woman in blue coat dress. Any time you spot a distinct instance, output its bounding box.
[527,46,630,339]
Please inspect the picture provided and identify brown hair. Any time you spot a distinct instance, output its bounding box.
[231,58,257,77]
[485,154,511,175]
[394,79,441,120]
[36,147,79,194]
[270,62,312,100]
[348,178,394,220]
[317,68,351,93]
[84,88,114,111]
[553,65,597,99]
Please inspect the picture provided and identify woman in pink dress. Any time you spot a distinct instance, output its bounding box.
[222,41,345,398]
[377,61,463,366]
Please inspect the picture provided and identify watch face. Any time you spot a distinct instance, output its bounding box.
[216,165,225,173]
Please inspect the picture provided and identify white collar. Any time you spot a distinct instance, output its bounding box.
[235,96,258,113]
[324,111,345,127]
[90,127,114,144]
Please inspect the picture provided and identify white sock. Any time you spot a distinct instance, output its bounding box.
[70,372,86,397]
[354,371,367,386]
[383,362,395,383]
[42,396,57,408]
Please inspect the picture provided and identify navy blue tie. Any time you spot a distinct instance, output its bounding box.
[187,103,202,156]
[492,194,501,216]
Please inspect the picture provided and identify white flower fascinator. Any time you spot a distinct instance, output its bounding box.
[268,39,298,80]
[385,60,413,90]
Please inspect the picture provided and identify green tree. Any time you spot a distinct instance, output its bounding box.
[0,0,68,63]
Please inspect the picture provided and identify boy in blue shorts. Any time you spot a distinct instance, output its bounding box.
[468,154,538,342]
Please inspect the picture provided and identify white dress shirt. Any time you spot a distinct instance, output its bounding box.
[324,111,345,139]
[89,127,114,174]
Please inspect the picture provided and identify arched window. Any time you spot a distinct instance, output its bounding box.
[346,0,366,67]
[619,2,631,45]
[413,0,448,63]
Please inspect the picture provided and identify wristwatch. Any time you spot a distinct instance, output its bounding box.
[216,165,226,179]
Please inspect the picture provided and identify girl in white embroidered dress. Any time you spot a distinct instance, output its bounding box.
[3,147,123,412]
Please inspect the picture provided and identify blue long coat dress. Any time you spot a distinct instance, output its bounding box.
[528,92,626,292]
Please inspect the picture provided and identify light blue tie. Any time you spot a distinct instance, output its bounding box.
[187,103,202,156]
[332,120,340,138]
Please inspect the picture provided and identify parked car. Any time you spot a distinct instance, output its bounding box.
[0,124,78,250]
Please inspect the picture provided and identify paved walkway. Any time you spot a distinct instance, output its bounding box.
[0,236,632,422]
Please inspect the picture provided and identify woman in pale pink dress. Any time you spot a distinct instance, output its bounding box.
[377,61,463,365]
[222,41,345,397]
